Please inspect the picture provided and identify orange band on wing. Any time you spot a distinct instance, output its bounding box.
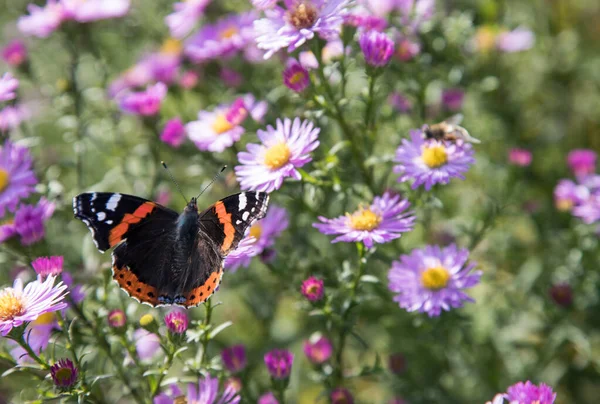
[183,268,223,307]
[112,263,160,306]
[109,202,156,247]
[214,201,235,252]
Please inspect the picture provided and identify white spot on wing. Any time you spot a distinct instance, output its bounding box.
[238,193,247,210]
[106,193,122,211]
[97,212,106,221]
[242,211,249,221]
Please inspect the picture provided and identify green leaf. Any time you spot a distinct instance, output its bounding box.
[208,321,233,339]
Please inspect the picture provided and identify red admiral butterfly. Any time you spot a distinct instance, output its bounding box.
[73,191,269,307]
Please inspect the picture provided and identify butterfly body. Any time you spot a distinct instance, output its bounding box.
[73,191,269,308]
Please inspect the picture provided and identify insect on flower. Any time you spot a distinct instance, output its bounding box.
[422,114,481,144]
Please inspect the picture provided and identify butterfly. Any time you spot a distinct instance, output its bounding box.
[73,191,269,308]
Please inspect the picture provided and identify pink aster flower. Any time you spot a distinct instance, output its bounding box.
[394,130,475,190]
[108,309,126,328]
[50,358,78,388]
[567,149,596,177]
[264,349,294,379]
[61,0,130,23]
[331,388,354,404]
[118,82,167,116]
[553,179,581,212]
[496,27,535,53]
[2,40,28,67]
[31,256,63,278]
[254,0,350,59]
[242,93,269,123]
[185,12,257,63]
[0,104,30,133]
[301,276,324,301]
[179,70,200,89]
[222,344,247,373]
[0,140,38,217]
[0,275,68,336]
[396,0,436,33]
[17,1,65,38]
[186,104,246,153]
[0,73,18,102]
[441,88,465,111]
[359,30,394,67]
[283,58,310,92]
[509,148,532,167]
[160,118,186,147]
[3,198,55,246]
[235,117,320,192]
[344,5,387,32]
[164,310,188,334]
[220,68,243,88]
[134,329,160,361]
[388,244,482,317]
[166,0,211,39]
[313,192,415,249]
[303,334,332,364]
[395,36,421,61]
[258,392,279,404]
[505,381,556,404]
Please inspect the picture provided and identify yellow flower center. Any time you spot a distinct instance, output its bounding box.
[290,71,306,85]
[288,2,318,30]
[139,314,154,326]
[422,145,448,168]
[220,27,238,39]
[249,224,262,240]
[211,114,234,135]
[348,208,382,231]
[160,38,182,54]
[0,169,10,192]
[264,143,291,169]
[171,318,184,329]
[0,288,26,322]
[421,267,451,290]
[174,396,187,404]
[556,199,573,212]
[33,312,55,326]
[55,367,74,384]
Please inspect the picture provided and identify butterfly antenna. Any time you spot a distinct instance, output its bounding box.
[197,165,227,199]
[161,161,188,203]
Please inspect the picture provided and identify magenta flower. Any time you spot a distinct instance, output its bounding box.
[567,149,596,177]
[394,130,475,190]
[118,82,167,116]
[235,117,320,192]
[17,1,65,38]
[388,244,482,317]
[264,349,294,379]
[395,37,420,61]
[0,105,30,133]
[254,0,350,59]
[61,0,130,23]
[389,92,412,113]
[258,392,279,404]
[160,118,186,148]
[186,104,246,153]
[359,30,394,67]
[553,179,580,212]
[554,175,600,224]
[505,381,556,404]
[31,256,63,278]
[301,276,324,301]
[222,344,247,373]
[50,358,78,388]
[108,309,126,328]
[0,275,68,336]
[331,387,354,404]
[344,7,387,32]
[303,334,333,364]
[134,329,160,361]
[165,310,188,334]
[0,140,38,217]
[0,73,18,102]
[549,283,573,307]
[166,0,211,39]
[9,198,55,246]
[313,192,415,249]
[2,40,28,67]
[283,58,310,92]
[220,68,243,88]
[496,27,535,53]
[441,88,465,111]
[179,70,200,89]
[509,148,533,167]
[184,12,257,63]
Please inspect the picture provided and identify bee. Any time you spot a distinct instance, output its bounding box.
[422,114,481,144]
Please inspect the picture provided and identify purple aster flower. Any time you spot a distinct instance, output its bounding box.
[186,104,245,153]
[118,82,167,116]
[108,309,126,328]
[254,0,350,59]
[554,179,581,212]
[166,0,211,39]
[396,0,436,33]
[509,148,532,167]
[485,394,505,404]
[222,344,247,373]
[313,192,415,249]
[567,149,596,178]
[496,27,535,53]
[50,358,78,388]
[394,130,475,190]
[235,117,320,192]
[134,328,160,361]
[299,50,319,69]
[9,311,58,364]
[301,276,324,301]
[253,0,278,10]
[303,334,332,364]
[572,193,600,224]
[359,30,394,67]
[161,118,186,148]
[0,73,18,102]
[61,0,130,23]
[283,58,310,92]
[243,93,269,123]
[2,40,28,67]
[389,92,412,113]
[224,236,260,271]
[344,5,387,32]
[164,310,188,334]
[154,385,183,404]
[0,275,68,336]
[179,70,200,89]
[258,392,279,404]
[11,198,55,246]
[220,68,243,88]
[0,140,37,217]
[138,50,182,85]
[388,244,482,317]
[388,352,407,374]
[31,256,63,278]
[61,271,85,307]
[17,1,65,38]
[0,104,30,133]
[185,12,257,63]
[186,376,241,404]
[441,88,465,112]
[505,381,556,404]
[264,349,294,379]
[549,282,573,307]
[395,36,420,61]
[331,387,354,404]
[249,205,288,252]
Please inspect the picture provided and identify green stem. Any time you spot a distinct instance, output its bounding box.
[15,333,50,370]
[199,298,214,367]
[364,72,378,136]
[151,344,175,398]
